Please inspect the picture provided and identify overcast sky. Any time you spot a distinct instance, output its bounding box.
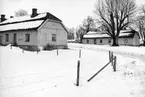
[0,0,145,28]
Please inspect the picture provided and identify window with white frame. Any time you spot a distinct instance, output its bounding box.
[87,40,89,43]
[0,36,2,43]
[5,34,9,42]
[25,34,30,42]
[100,39,103,43]
[52,34,56,42]
[108,39,111,43]
[124,39,128,44]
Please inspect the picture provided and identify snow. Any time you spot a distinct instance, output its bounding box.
[0,13,47,25]
[69,43,145,61]
[84,30,134,38]
[0,44,145,97]
[0,20,44,31]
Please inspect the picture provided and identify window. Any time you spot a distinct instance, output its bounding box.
[52,34,56,42]
[108,39,111,43]
[94,39,96,44]
[25,34,30,42]
[87,40,89,44]
[100,39,103,43]
[0,36,2,43]
[124,39,128,44]
[5,34,9,42]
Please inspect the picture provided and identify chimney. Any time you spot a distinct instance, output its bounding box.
[1,14,6,22]
[10,16,14,18]
[31,8,38,17]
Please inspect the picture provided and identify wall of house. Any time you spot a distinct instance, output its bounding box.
[38,20,67,48]
[0,33,5,45]
[0,30,38,46]
[133,33,140,46]
[82,38,112,45]
[118,38,133,45]
[83,37,140,46]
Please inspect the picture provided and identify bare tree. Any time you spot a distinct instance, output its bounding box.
[135,5,145,46]
[82,16,96,33]
[76,26,85,43]
[94,0,136,46]
[15,9,28,17]
[76,16,95,43]
[67,28,75,40]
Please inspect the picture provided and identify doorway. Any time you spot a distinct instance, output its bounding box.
[13,33,17,45]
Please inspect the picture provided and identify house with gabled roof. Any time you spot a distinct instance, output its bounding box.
[0,8,68,50]
[83,29,140,46]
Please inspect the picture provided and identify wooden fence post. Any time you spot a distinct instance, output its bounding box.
[109,51,111,61]
[76,60,80,86]
[79,49,81,58]
[113,56,116,72]
[87,60,111,82]
[111,52,114,66]
[57,49,58,56]
[10,44,12,49]
[22,49,24,53]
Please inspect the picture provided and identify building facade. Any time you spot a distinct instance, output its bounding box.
[83,30,140,46]
[0,8,68,50]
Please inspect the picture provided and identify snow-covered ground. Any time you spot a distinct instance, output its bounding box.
[0,44,145,97]
[69,43,145,61]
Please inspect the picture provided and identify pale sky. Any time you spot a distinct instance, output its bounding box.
[0,0,145,28]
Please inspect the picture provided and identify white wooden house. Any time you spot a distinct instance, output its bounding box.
[0,8,68,50]
[83,30,140,46]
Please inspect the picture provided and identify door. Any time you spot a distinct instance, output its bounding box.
[13,33,17,45]
[0,36,2,44]
[94,39,96,44]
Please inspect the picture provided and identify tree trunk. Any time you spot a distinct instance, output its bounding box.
[112,36,119,46]
[80,35,83,43]
[143,40,145,46]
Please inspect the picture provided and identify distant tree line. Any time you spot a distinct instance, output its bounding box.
[73,0,145,46]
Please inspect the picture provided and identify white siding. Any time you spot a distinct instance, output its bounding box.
[83,38,112,45]
[133,33,140,46]
[118,38,133,45]
[0,30,38,46]
[38,20,67,47]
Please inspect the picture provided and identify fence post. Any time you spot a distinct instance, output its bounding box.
[109,51,111,61]
[113,56,116,72]
[57,49,58,56]
[111,52,114,66]
[76,60,80,86]
[22,49,24,53]
[10,44,12,49]
[87,60,112,82]
[79,49,81,58]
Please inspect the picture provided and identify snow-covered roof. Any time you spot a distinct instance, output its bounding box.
[0,20,44,32]
[0,13,47,25]
[0,12,62,32]
[83,30,137,38]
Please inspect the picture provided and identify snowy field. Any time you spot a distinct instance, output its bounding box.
[0,44,145,97]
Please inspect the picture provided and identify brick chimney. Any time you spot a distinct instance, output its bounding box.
[1,14,6,22]
[31,8,38,17]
